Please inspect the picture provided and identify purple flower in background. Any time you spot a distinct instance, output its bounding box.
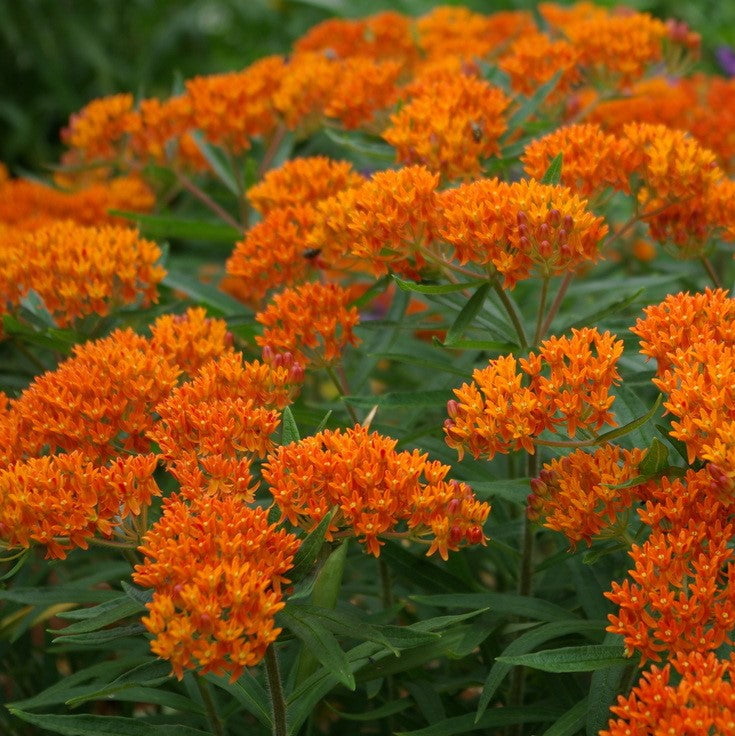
[715,45,735,76]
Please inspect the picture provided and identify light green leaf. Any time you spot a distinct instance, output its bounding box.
[109,210,242,243]
[393,275,486,294]
[162,269,248,316]
[280,405,301,446]
[540,152,563,185]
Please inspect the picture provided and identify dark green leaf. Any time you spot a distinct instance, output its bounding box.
[190,132,240,194]
[109,211,242,243]
[51,623,146,645]
[471,479,530,504]
[411,593,578,622]
[503,72,562,137]
[586,635,630,736]
[497,644,628,672]
[162,269,248,316]
[597,393,662,445]
[0,587,120,605]
[436,338,517,351]
[324,127,394,161]
[542,698,588,736]
[444,283,490,347]
[638,437,669,476]
[207,672,272,729]
[120,581,153,606]
[52,597,143,634]
[328,699,410,722]
[288,509,337,584]
[344,390,448,408]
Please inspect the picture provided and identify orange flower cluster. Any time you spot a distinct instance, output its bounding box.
[602,652,735,736]
[246,157,364,216]
[0,452,159,559]
[150,350,304,496]
[0,174,154,230]
[439,178,608,287]
[606,521,735,661]
[631,288,735,374]
[445,328,622,459]
[263,424,490,559]
[527,445,648,546]
[255,282,360,366]
[384,73,510,180]
[0,221,164,328]
[521,124,639,197]
[133,495,299,681]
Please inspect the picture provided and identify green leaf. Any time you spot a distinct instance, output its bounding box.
[564,289,645,331]
[207,672,272,729]
[542,698,588,736]
[503,72,562,138]
[343,390,449,408]
[638,437,669,476]
[393,275,486,294]
[475,620,606,721]
[280,405,301,446]
[109,211,242,243]
[0,549,31,582]
[328,699,410,722]
[368,352,470,377]
[411,593,579,623]
[381,541,469,594]
[436,338,517,351]
[586,635,630,736]
[324,127,395,161]
[0,587,120,605]
[597,393,662,445]
[120,580,153,606]
[471,479,530,505]
[52,597,143,634]
[540,152,563,185]
[278,606,355,690]
[497,644,628,672]
[3,314,79,354]
[190,131,240,195]
[288,509,337,584]
[162,269,248,316]
[444,283,490,347]
[51,623,146,646]
[8,710,209,736]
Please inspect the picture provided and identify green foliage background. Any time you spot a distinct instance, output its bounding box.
[1,0,734,171]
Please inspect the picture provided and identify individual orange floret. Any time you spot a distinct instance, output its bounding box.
[527,445,648,547]
[0,451,159,560]
[606,521,735,661]
[294,11,416,68]
[653,341,735,472]
[0,221,164,327]
[255,282,360,367]
[148,307,233,377]
[246,157,365,216]
[0,174,154,230]
[262,425,490,560]
[445,328,622,460]
[225,206,318,308]
[325,57,403,131]
[499,32,580,99]
[61,93,135,161]
[133,495,299,681]
[631,289,735,374]
[554,9,667,87]
[439,178,608,288]
[185,56,285,153]
[383,74,510,181]
[521,124,640,197]
[7,329,181,463]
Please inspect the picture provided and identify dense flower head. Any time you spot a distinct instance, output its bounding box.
[0,452,159,559]
[246,157,365,216]
[307,165,440,278]
[527,445,648,546]
[445,328,622,460]
[383,74,510,180]
[3,329,181,465]
[0,220,164,328]
[0,175,154,230]
[225,205,319,308]
[631,289,735,374]
[255,282,360,366]
[263,424,490,559]
[606,521,735,661]
[185,56,285,152]
[439,178,608,288]
[61,93,135,161]
[499,32,580,98]
[602,652,735,736]
[521,124,640,197]
[133,495,299,681]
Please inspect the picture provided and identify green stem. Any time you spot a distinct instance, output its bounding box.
[537,272,573,339]
[196,675,225,736]
[325,364,359,424]
[176,170,243,230]
[265,646,288,736]
[379,556,397,735]
[700,255,722,288]
[491,281,528,350]
[533,277,549,346]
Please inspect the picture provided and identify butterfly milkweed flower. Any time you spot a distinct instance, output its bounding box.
[0,221,164,328]
[631,288,735,374]
[246,157,365,217]
[255,282,360,367]
[62,93,135,161]
[445,328,622,459]
[0,452,159,559]
[601,652,735,736]
[263,425,489,560]
[439,178,608,288]
[133,496,299,681]
[527,445,648,547]
[521,124,639,197]
[383,73,510,180]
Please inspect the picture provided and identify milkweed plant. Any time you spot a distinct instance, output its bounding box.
[1,4,735,735]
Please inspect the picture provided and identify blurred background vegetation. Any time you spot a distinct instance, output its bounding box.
[1,0,733,172]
